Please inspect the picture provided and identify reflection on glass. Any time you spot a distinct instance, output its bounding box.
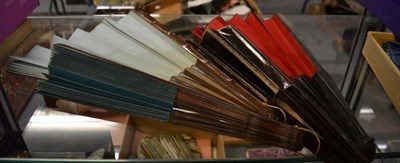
[356,72,400,153]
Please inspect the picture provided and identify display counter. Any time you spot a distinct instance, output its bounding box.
[1,13,399,162]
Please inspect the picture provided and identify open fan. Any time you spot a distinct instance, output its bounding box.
[38,10,375,162]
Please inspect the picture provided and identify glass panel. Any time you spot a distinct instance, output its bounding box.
[356,71,400,153]
[284,15,360,86]
[165,15,361,87]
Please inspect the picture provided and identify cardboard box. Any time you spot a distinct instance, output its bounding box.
[362,32,400,112]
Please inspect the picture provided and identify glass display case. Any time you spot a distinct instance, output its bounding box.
[0,13,399,162]
[340,10,400,163]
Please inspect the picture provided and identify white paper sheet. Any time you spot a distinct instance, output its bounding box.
[10,45,51,68]
[67,29,177,80]
[90,22,182,74]
[116,12,196,68]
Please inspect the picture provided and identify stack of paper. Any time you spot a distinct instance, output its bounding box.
[39,43,177,121]
[8,45,50,79]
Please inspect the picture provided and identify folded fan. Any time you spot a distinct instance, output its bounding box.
[191,13,376,162]
[37,10,308,152]
[37,10,376,162]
